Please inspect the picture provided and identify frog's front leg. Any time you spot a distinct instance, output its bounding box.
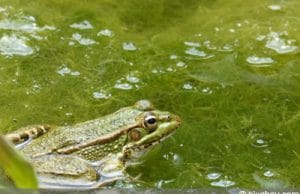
[4,125,51,145]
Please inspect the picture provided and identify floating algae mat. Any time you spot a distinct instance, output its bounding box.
[0,0,299,189]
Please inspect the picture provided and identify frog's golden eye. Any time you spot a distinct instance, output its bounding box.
[143,114,157,132]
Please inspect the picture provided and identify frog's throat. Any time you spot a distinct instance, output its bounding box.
[53,123,140,155]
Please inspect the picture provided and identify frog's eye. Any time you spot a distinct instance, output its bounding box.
[143,114,157,132]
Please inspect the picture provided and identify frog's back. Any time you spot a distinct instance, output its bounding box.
[19,107,143,159]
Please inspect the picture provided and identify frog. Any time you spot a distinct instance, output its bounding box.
[3,100,181,189]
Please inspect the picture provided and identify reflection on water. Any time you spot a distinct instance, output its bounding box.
[207,172,221,180]
[57,65,80,76]
[253,172,290,189]
[263,170,274,177]
[265,32,298,54]
[0,7,55,56]
[97,29,114,37]
[246,56,274,66]
[70,20,93,30]
[0,34,33,56]
[210,179,235,188]
[185,47,207,57]
[122,42,137,51]
[71,33,96,45]
[182,83,192,90]
[176,61,187,68]
[93,90,111,99]
[268,5,282,11]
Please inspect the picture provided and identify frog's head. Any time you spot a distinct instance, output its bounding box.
[121,100,181,161]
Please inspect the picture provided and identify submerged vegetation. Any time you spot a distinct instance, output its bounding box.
[0,0,299,189]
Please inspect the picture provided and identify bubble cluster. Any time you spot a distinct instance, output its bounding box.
[57,65,80,76]
[70,20,93,30]
[185,47,207,57]
[265,32,298,54]
[97,29,114,37]
[71,33,96,46]
[246,56,274,66]
[0,7,55,56]
[93,90,111,99]
[122,42,137,51]
[0,34,33,56]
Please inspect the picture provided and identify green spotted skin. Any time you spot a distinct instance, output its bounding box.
[6,100,181,188]
[19,107,142,161]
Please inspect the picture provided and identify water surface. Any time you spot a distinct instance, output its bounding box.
[0,0,299,189]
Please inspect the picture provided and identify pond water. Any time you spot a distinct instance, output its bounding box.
[0,0,299,189]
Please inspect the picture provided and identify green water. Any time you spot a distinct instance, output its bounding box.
[0,0,299,189]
